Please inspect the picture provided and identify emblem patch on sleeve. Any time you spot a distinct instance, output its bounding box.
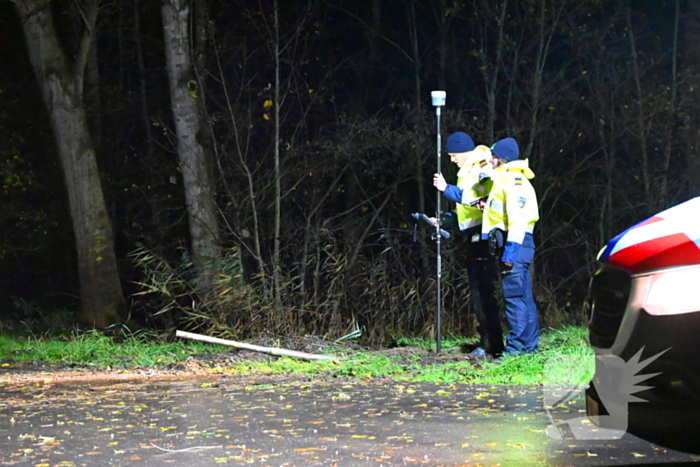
[518,197,527,208]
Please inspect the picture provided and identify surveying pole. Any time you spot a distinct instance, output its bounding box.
[430,90,446,354]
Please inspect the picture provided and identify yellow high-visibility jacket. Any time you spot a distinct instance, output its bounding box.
[481,159,539,262]
[450,145,494,231]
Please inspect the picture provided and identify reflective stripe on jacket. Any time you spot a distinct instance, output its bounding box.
[481,159,539,245]
[455,145,494,231]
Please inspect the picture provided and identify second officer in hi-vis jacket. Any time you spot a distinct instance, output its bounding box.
[482,137,540,356]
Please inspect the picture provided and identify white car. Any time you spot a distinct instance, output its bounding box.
[586,196,700,453]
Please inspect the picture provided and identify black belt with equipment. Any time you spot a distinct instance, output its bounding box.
[487,228,506,257]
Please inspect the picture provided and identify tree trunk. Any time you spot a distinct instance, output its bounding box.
[272,0,283,309]
[162,0,221,293]
[407,0,426,219]
[85,41,102,148]
[437,0,447,91]
[681,0,700,197]
[16,0,124,328]
[364,0,382,113]
[482,0,508,143]
[660,0,679,207]
[524,0,561,161]
[134,0,154,158]
[626,7,655,215]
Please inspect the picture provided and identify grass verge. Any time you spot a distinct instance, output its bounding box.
[0,326,594,386]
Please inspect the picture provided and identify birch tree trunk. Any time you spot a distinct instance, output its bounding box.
[162,0,221,293]
[15,0,124,328]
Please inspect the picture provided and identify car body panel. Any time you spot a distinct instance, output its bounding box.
[586,196,700,454]
[598,197,700,274]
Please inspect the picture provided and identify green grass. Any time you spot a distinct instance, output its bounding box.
[0,330,223,369]
[0,326,594,387]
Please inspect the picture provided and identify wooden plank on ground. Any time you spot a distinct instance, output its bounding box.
[175,330,339,361]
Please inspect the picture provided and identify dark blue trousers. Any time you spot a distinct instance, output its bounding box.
[464,227,504,355]
[501,233,539,354]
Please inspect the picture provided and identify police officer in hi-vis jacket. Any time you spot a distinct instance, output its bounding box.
[482,137,540,355]
[433,131,504,357]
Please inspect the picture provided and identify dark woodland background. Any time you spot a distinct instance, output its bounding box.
[1,0,699,344]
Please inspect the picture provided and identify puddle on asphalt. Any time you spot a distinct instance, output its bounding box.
[0,377,697,466]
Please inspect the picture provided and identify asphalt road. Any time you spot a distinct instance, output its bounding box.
[0,375,698,466]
